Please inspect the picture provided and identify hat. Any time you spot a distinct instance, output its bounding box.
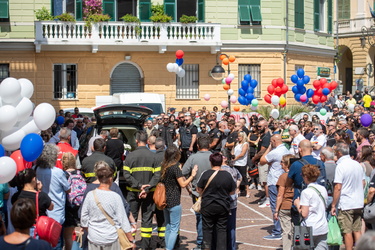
[287,119,295,124]
[169,107,176,112]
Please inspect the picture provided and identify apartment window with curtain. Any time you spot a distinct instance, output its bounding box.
[338,0,350,20]
[314,0,332,33]
[238,64,261,98]
[238,0,262,25]
[53,64,77,99]
[295,0,304,29]
[0,64,9,83]
[164,0,204,22]
[176,64,199,99]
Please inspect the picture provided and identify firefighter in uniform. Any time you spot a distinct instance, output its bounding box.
[123,130,161,249]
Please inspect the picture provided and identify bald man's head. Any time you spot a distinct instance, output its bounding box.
[299,139,313,156]
[271,134,283,148]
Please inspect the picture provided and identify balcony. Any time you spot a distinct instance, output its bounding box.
[34,21,221,53]
[335,17,374,36]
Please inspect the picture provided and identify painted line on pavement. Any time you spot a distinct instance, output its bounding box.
[237,200,273,222]
[237,241,279,249]
[235,223,271,230]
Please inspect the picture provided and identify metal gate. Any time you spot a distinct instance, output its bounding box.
[110,63,143,94]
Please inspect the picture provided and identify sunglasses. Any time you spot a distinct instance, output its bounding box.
[157,118,162,120]
[314,128,319,130]
[327,125,334,127]
[184,119,189,122]
[257,126,262,128]
[179,117,185,119]
[208,123,215,126]
[200,127,206,129]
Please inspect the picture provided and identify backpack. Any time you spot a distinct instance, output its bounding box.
[299,158,327,189]
[78,127,94,162]
[67,170,87,206]
[153,182,167,210]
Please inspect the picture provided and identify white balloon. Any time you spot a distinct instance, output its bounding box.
[166,63,174,73]
[251,105,257,111]
[271,95,280,106]
[0,105,18,131]
[33,103,56,130]
[227,89,234,96]
[0,156,17,184]
[270,109,280,119]
[230,95,237,103]
[21,119,40,135]
[204,94,210,101]
[1,129,26,151]
[0,77,21,103]
[15,97,33,122]
[177,68,185,78]
[172,63,179,73]
[227,73,235,80]
[221,100,228,108]
[18,78,34,99]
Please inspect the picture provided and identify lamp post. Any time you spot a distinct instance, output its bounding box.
[210,53,232,111]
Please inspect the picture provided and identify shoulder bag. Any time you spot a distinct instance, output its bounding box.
[153,182,167,210]
[93,190,133,250]
[364,197,375,224]
[191,170,219,213]
[34,192,62,247]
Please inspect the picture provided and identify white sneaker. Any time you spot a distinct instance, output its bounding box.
[249,183,256,189]
[259,198,270,208]
[257,184,263,191]
[257,196,267,204]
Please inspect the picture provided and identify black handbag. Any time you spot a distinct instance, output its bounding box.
[293,221,314,249]
[364,200,375,224]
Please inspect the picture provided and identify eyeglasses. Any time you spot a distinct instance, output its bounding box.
[179,117,185,119]
[314,128,319,130]
[208,123,215,126]
[333,110,338,112]
[200,127,206,129]
[163,118,169,120]
[257,126,262,128]
[184,119,189,122]
[327,125,334,127]
[157,118,162,120]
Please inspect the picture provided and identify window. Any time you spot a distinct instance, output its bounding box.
[0,64,9,83]
[238,0,262,25]
[118,0,137,20]
[238,64,261,98]
[295,0,304,29]
[295,65,304,71]
[139,0,151,22]
[103,0,116,21]
[176,64,199,99]
[53,64,77,99]
[338,0,350,20]
[314,0,332,33]
[0,0,9,21]
[164,0,204,22]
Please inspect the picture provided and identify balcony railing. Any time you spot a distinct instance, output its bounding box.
[335,17,374,35]
[35,21,221,52]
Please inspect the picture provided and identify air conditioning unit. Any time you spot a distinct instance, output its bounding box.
[354,67,365,75]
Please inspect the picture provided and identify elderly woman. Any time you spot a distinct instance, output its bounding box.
[81,161,135,250]
[295,164,328,249]
[36,143,70,249]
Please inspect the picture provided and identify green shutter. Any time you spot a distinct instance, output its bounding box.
[0,0,9,19]
[239,5,250,22]
[103,0,115,21]
[239,0,250,5]
[328,0,332,33]
[250,5,261,21]
[139,0,151,22]
[164,0,175,22]
[198,0,204,22]
[75,0,83,21]
[314,0,320,31]
[295,0,304,29]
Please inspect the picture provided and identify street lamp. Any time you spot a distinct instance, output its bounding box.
[210,53,232,111]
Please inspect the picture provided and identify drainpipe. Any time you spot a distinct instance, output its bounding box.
[283,0,288,86]
[335,0,339,82]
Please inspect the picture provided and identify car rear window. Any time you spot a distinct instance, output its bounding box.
[97,109,145,119]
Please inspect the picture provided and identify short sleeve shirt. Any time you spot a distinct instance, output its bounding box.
[258,132,271,152]
[163,163,183,208]
[17,191,52,217]
[276,173,294,210]
[0,183,9,208]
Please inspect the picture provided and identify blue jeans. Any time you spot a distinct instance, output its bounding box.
[163,204,182,250]
[227,208,237,250]
[268,185,281,236]
[193,195,203,245]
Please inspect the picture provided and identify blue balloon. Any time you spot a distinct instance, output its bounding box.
[292,86,299,94]
[291,74,298,83]
[297,68,305,78]
[244,74,251,82]
[303,75,310,84]
[176,58,184,66]
[303,98,309,104]
[0,144,4,157]
[306,89,314,98]
[247,87,254,94]
[241,80,249,91]
[238,88,246,96]
[246,94,254,101]
[238,96,247,105]
[20,133,44,162]
[56,116,65,125]
[297,79,304,88]
[298,86,306,94]
[250,79,258,88]
[322,88,330,96]
[294,94,302,102]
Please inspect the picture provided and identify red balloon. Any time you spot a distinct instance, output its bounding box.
[267,85,275,94]
[272,79,278,87]
[320,78,327,85]
[281,84,288,94]
[10,150,27,173]
[276,78,284,87]
[320,95,327,102]
[275,87,282,96]
[330,81,338,90]
[176,50,184,59]
[312,95,320,104]
[313,80,321,89]
[322,83,330,89]
[264,94,272,104]
[316,88,323,96]
[280,103,286,108]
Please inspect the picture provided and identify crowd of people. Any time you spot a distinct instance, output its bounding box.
[0,99,375,250]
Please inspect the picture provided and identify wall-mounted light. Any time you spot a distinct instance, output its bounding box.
[125,55,131,60]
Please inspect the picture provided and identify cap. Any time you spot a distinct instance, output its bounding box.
[287,119,295,124]
[169,107,176,112]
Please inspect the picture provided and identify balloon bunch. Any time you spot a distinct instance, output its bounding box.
[311,78,338,104]
[238,74,258,108]
[290,69,311,103]
[0,77,56,184]
[264,78,288,107]
[166,50,185,78]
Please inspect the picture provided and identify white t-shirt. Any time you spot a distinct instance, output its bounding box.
[310,134,327,160]
[289,133,305,156]
[233,142,248,166]
[300,183,328,236]
[265,144,290,186]
[334,155,365,210]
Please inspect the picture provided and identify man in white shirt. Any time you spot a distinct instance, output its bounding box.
[331,142,364,250]
[288,125,305,156]
[310,124,326,160]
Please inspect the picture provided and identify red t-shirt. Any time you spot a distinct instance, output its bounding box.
[56,142,78,169]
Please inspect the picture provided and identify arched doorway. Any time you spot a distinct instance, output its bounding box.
[110,62,144,94]
[337,45,353,93]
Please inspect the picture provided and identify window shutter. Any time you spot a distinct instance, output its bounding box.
[295,0,304,29]
[198,0,204,22]
[0,0,9,19]
[249,0,261,22]
[239,5,251,22]
[75,0,83,21]
[327,0,332,33]
[164,0,175,22]
[103,0,115,21]
[314,0,320,31]
[139,0,151,22]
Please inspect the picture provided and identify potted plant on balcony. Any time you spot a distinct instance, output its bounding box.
[120,14,141,38]
[55,13,76,22]
[179,15,197,24]
[149,4,172,23]
[35,6,54,21]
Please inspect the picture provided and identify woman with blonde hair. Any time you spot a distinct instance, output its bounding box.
[232,131,250,197]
